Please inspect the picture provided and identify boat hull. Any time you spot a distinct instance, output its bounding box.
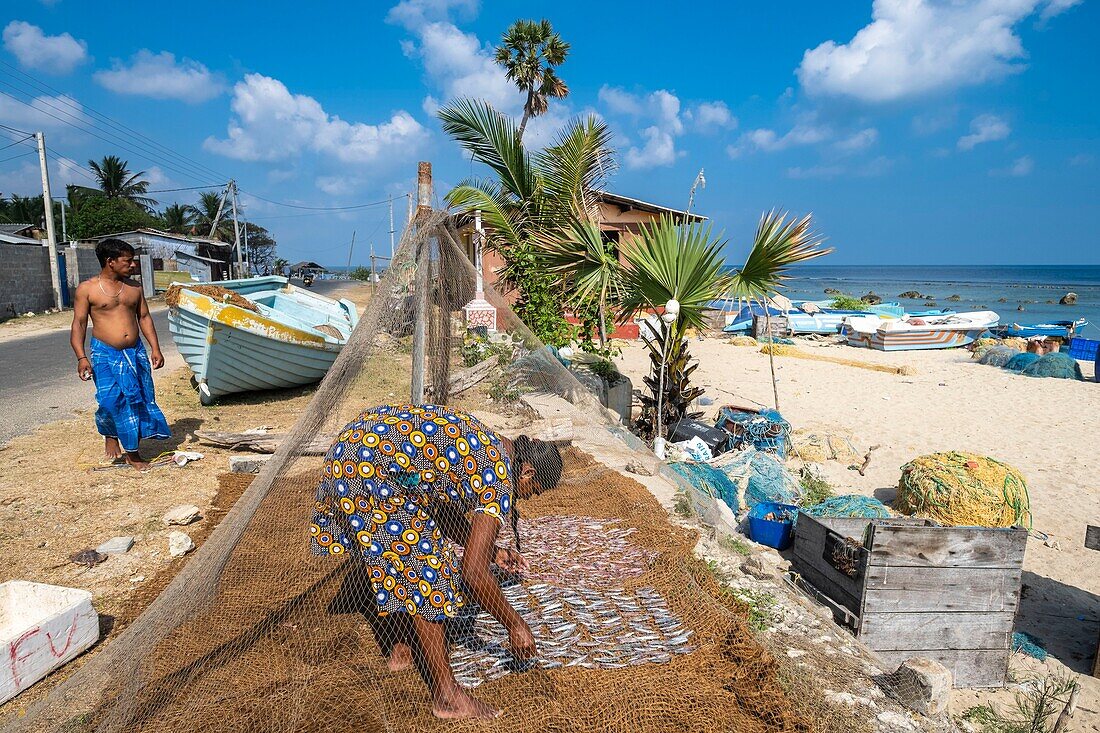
[167,281,351,403]
[846,326,990,351]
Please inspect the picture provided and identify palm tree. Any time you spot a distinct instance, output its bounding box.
[440,99,613,346]
[621,213,831,438]
[161,203,194,234]
[494,19,570,141]
[87,155,157,211]
[186,191,233,241]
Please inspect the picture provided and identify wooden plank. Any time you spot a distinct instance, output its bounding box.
[859,611,1014,652]
[792,515,865,615]
[875,649,1009,689]
[863,566,1022,613]
[1085,525,1100,552]
[868,525,1027,568]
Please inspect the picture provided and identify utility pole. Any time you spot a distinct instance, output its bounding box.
[59,199,67,244]
[241,214,250,275]
[410,162,432,403]
[346,230,356,271]
[388,195,395,260]
[35,132,62,310]
[228,181,243,278]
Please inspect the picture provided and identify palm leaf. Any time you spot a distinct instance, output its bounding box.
[536,116,615,218]
[437,99,536,201]
[729,210,832,299]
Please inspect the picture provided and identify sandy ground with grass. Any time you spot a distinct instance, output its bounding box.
[616,335,1100,727]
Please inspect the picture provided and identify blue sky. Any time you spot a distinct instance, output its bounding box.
[1,0,1097,265]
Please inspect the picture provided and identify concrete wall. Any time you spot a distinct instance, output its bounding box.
[63,246,100,293]
[0,244,54,319]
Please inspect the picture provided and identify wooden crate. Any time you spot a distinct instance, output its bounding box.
[752,314,790,339]
[792,514,1027,688]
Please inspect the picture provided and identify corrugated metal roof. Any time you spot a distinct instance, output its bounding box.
[595,191,707,222]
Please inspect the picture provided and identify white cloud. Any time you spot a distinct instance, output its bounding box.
[143,166,170,188]
[958,114,1010,150]
[2,21,87,75]
[685,101,737,132]
[1068,153,1094,167]
[787,164,845,180]
[912,108,958,136]
[992,155,1034,176]
[729,118,832,157]
[0,155,86,195]
[797,0,1080,102]
[388,4,520,114]
[835,127,878,153]
[204,74,429,165]
[315,176,351,196]
[598,86,692,169]
[1040,0,1082,21]
[0,92,86,131]
[94,50,226,103]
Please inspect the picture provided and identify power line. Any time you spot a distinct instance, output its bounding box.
[0,82,220,186]
[0,121,32,136]
[0,62,230,183]
[0,150,34,165]
[147,184,223,193]
[240,190,405,211]
[0,133,34,152]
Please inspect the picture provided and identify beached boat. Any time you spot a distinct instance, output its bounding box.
[990,319,1087,339]
[718,298,956,336]
[845,311,999,351]
[167,276,358,404]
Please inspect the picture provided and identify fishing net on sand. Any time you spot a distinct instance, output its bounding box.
[896,451,1031,528]
[977,345,1020,367]
[8,209,803,733]
[1021,352,1084,380]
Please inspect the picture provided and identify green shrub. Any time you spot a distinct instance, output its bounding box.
[830,294,867,310]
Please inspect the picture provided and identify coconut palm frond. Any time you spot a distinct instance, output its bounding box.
[618,215,734,331]
[730,210,832,299]
[537,116,615,218]
[534,216,622,307]
[447,179,526,254]
[437,99,536,201]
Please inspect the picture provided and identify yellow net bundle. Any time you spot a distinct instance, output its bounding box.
[896,451,1031,528]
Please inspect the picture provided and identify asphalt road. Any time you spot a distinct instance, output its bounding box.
[0,279,351,446]
[0,308,179,446]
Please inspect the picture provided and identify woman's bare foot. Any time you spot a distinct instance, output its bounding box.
[386,642,413,672]
[432,687,500,720]
[104,437,123,461]
[123,451,150,472]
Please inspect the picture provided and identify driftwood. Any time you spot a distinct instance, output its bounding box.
[849,444,881,476]
[447,357,501,396]
[1051,682,1080,733]
[195,430,332,455]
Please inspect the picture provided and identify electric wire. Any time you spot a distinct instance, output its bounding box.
[0,133,34,152]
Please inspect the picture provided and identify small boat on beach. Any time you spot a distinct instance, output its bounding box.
[717,297,956,336]
[845,311,999,351]
[990,319,1087,339]
[167,276,358,404]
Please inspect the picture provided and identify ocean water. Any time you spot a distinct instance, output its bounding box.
[775,265,1100,338]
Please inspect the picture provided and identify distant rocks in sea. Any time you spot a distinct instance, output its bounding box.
[924,301,937,306]
[946,294,962,302]
[1017,305,1025,311]
[1060,292,1078,305]
[998,297,1008,303]
[861,292,882,305]
[899,290,935,300]
[824,288,842,295]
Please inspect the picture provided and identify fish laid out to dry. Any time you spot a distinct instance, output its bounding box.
[446,582,693,688]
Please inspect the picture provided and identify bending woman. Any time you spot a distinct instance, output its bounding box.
[309,404,562,720]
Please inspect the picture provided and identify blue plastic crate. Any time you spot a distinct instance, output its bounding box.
[1067,338,1100,362]
[747,501,798,550]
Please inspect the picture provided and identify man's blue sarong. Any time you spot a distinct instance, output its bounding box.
[90,337,171,452]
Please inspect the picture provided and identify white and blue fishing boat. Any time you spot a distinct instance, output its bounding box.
[990,319,1087,339]
[167,276,358,404]
[845,311,999,351]
[716,295,956,336]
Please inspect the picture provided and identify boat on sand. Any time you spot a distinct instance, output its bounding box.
[845,311,999,351]
[167,276,358,404]
[991,319,1087,339]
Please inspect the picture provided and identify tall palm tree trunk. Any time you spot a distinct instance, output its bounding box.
[517,90,536,141]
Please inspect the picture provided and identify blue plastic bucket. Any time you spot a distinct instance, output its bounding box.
[747,501,798,550]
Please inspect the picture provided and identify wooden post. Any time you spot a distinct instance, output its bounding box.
[410,162,432,404]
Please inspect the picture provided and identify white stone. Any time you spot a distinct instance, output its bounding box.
[624,460,654,476]
[824,690,875,708]
[890,657,952,716]
[876,711,916,731]
[0,581,99,705]
[229,455,272,474]
[95,536,135,555]
[786,648,807,658]
[162,504,202,526]
[168,531,195,557]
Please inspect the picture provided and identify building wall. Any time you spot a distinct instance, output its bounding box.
[0,244,54,319]
[64,246,101,292]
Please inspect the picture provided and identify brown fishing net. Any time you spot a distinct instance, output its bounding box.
[8,210,804,733]
[164,284,260,313]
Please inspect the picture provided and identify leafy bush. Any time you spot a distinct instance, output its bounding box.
[799,471,835,506]
[349,266,373,282]
[830,294,866,310]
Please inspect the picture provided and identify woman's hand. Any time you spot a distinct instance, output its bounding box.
[493,547,528,574]
[506,618,537,660]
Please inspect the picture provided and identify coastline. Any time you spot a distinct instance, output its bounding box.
[615,335,1100,723]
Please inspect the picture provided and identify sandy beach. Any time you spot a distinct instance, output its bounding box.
[617,336,1100,723]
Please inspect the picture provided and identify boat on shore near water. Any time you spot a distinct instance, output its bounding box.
[990,319,1087,339]
[717,298,956,336]
[845,311,1000,351]
[167,276,358,404]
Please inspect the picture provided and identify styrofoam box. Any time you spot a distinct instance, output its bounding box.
[0,581,99,704]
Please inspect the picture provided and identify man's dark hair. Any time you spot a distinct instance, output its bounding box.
[508,436,563,551]
[96,238,136,267]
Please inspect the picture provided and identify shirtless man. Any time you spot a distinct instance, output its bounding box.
[70,238,171,471]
